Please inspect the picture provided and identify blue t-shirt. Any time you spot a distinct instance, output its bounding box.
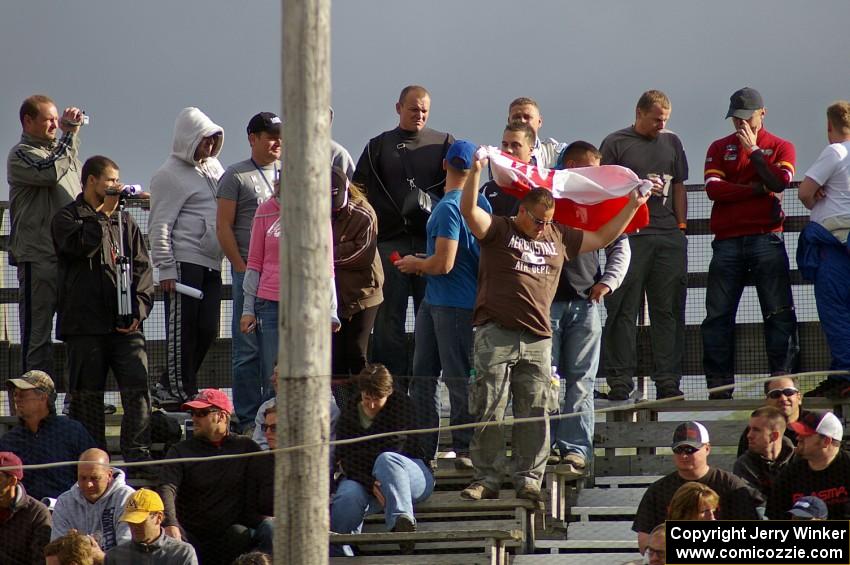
[424,190,491,309]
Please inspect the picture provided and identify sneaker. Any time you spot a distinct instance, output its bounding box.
[392,515,416,554]
[562,452,587,470]
[607,385,632,402]
[151,384,185,410]
[804,378,850,398]
[460,482,499,501]
[453,454,474,471]
[656,384,684,400]
[516,483,543,503]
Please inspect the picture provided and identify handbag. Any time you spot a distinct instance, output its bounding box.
[397,143,439,232]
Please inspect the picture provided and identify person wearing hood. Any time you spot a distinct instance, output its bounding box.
[0,451,53,565]
[50,449,135,551]
[149,107,225,405]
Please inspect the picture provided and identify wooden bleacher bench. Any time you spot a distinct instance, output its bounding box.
[513,553,643,565]
[535,521,638,553]
[568,487,643,522]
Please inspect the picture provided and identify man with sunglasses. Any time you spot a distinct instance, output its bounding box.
[732,405,794,496]
[736,376,811,456]
[633,421,763,555]
[157,389,271,565]
[459,154,649,503]
[767,410,850,519]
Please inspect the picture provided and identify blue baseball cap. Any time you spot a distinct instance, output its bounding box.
[446,140,477,171]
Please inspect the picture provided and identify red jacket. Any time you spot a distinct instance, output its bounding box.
[704,129,795,240]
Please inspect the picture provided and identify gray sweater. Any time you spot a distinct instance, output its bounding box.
[104,531,198,564]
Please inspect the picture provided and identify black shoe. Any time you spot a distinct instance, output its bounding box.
[607,385,632,402]
[393,515,416,554]
[656,384,684,400]
[708,389,733,400]
[104,404,117,415]
[804,378,850,398]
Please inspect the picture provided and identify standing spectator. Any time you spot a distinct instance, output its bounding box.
[736,375,811,455]
[52,155,154,464]
[507,97,566,168]
[7,94,83,377]
[0,451,52,565]
[149,107,225,405]
[633,422,763,554]
[44,531,105,565]
[459,156,648,503]
[797,100,850,397]
[702,87,798,398]
[767,410,850,519]
[732,406,794,497]
[157,389,271,564]
[105,489,198,564]
[331,166,383,382]
[397,141,490,470]
[600,90,689,401]
[0,371,96,500]
[353,85,454,388]
[216,112,280,432]
[479,122,535,216]
[331,364,433,556]
[51,449,134,551]
[550,142,632,471]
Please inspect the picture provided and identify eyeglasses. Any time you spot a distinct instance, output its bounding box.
[523,207,554,226]
[188,408,219,418]
[647,547,666,559]
[261,423,277,433]
[673,445,700,455]
[767,387,799,399]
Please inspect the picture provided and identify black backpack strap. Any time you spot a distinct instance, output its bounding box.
[396,142,420,193]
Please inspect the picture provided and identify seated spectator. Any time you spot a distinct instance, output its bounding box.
[232,552,272,565]
[732,406,794,496]
[788,496,828,520]
[105,488,197,564]
[50,448,134,551]
[737,375,811,455]
[0,371,96,500]
[331,364,433,556]
[158,389,272,564]
[44,530,105,565]
[0,451,52,565]
[646,524,667,565]
[768,410,850,519]
[633,421,763,554]
[667,482,718,520]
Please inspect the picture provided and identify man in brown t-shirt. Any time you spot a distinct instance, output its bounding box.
[459,156,649,502]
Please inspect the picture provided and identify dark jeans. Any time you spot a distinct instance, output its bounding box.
[66,332,151,461]
[17,260,57,376]
[702,233,799,389]
[373,238,427,389]
[410,301,475,460]
[332,305,380,376]
[160,262,222,400]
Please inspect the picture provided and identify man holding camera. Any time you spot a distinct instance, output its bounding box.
[7,94,84,379]
[51,155,154,467]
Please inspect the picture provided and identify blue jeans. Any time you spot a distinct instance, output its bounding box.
[410,301,475,461]
[373,239,427,387]
[550,299,601,460]
[255,298,280,398]
[702,233,799,389]
[330,453,434,556]
[231,268,265,428]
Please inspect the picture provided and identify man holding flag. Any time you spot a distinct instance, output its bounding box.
[458,146,650,502]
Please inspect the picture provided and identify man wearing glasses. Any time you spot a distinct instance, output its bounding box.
[633,421,763,555]
[459,156,648,503]
[736,376,811,456]
[157,389,271,565]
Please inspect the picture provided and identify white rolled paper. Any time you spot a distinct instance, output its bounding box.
[175,283,204,300]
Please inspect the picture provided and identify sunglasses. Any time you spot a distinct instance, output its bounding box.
[524,207,554,226]
[767,387,799,399]
[188,408,219,418]
[261,423,277,433]
[673,445,700,455]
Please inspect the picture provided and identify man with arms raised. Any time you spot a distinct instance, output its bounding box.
[353,85,454,387]
[768,410,850,519]
[633,421,762,554]
[459,152,648,502]
[732,406,794,497]
[51,449,135,551]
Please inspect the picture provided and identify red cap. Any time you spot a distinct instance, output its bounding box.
[0,451,23,480]
[182,388,233,414]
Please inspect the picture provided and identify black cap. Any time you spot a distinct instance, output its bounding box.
[247,112,281,135]
[726,87,764,119]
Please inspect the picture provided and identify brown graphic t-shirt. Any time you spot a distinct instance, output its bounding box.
[473,216,583,336]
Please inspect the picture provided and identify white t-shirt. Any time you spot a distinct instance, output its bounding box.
[806,141,850,225]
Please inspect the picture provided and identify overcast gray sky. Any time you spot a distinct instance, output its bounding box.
[2,0,848,200]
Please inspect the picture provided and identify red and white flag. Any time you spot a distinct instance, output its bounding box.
[475,146,652,232]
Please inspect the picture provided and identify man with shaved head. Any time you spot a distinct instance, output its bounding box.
[50,449,135,551]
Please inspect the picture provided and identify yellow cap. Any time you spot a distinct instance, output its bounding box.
[120,488,164,524]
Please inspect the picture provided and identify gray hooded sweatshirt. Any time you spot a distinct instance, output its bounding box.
[50,468,135,551]
[149,107,225,279]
